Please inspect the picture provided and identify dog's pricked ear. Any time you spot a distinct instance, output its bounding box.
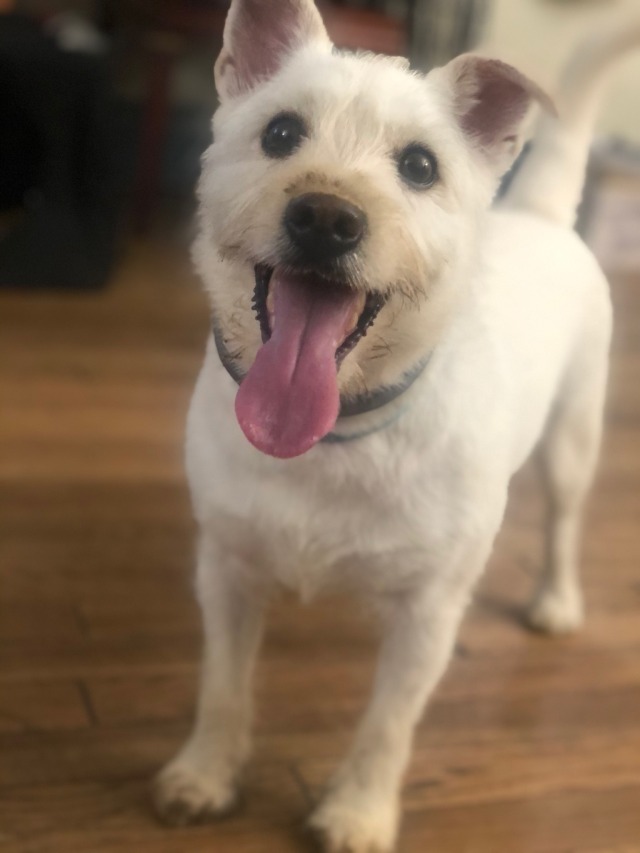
[215,0,331,100]
[438,55,555,175]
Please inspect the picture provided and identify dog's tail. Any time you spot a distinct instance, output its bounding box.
[501,16,640,227]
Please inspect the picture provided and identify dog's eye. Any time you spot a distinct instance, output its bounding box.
[397,145,438,189]
[261,113,306,159]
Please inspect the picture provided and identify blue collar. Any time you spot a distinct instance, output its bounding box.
[212,324,430,443]
[322,401,414,443]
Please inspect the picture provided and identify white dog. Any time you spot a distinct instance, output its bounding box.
[154,3,640,849]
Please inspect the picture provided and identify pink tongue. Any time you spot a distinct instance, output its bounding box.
[235,269,360,458]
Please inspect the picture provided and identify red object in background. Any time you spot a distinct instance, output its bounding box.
[321,2,406,55]
[132,0,408,233]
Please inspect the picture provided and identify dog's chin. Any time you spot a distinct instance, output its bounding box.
[230,262,385,460]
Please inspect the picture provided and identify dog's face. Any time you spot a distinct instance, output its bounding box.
[194,0,550,458]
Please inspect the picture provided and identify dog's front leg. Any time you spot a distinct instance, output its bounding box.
[153,532,266,826]
[310,576,472,853]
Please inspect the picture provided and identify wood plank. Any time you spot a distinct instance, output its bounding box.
[399,786,640,853]
[0,769,306,853]
[0,682,90,734]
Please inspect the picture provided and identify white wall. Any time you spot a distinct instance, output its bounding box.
[480,0,640,143]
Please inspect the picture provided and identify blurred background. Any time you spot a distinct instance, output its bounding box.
[1,0,638,285]
[1,2,639,852]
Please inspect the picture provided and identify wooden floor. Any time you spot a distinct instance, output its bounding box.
[1,239,640,853]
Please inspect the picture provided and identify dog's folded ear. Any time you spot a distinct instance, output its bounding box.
[214,0,331,101]
[434,55,555,176]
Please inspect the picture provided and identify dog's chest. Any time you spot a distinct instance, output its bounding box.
[195,429,480,599]
[188,352,508,597]
[208,474,431,598]
[251,470,417,597]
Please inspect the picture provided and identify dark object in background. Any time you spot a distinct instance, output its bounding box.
[0,13,123,289]
[410,0,487,69]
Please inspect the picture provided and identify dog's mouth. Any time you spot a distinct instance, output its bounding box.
[234,263,384,459]
[251,264,384,362]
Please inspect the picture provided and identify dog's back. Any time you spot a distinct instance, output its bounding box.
[473,17,640,474]
[472,209,611,472]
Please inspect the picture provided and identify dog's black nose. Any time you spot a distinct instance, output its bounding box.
[285,193,366,261]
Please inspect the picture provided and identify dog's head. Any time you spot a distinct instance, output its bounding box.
[194,0,550,458]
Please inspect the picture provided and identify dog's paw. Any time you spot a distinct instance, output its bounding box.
[526,587,584,635]
[308,793,398,853]
[153,759,240,827]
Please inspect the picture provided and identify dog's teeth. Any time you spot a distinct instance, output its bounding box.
[346,294,367,334]
[266,289,275,321]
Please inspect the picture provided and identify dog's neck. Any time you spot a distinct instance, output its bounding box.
[212,323,431,440]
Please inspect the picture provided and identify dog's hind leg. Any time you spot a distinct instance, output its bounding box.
[527,344,609,634]
[153,532,266,825]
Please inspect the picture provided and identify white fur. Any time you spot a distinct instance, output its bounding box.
[154,7,638,851]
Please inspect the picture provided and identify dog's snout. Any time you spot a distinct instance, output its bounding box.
[285,193,366,261]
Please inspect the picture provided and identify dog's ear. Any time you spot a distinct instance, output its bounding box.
[215,0,331,101]
[435,54,555,175]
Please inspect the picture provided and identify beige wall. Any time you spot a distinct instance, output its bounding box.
[480,0,640,143]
